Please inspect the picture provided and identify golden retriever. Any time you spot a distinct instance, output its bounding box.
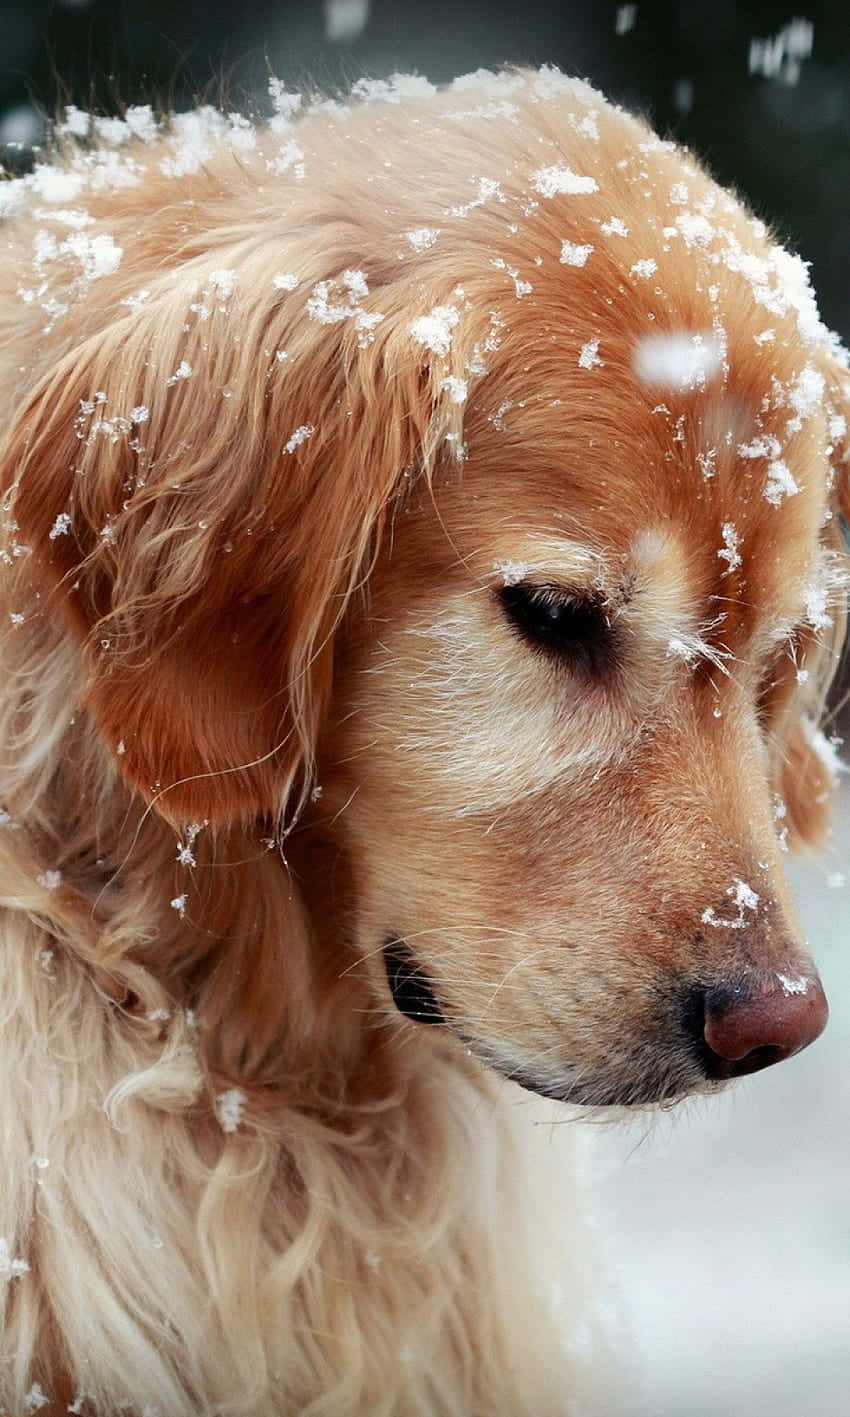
[0,65,847,1416]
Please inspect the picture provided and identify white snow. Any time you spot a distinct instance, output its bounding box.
[48,513,72,541]
[717,522,742,574]
[325,0,370,43]
[630,258,658,279]
[633,331,722,391]
[615,4,637,36]
[764,459,800,506]
[215,1087,246,1133]
[600,217,629,236]
[410,305,460,356]
[702,879,760,930]
[531,164,599,198]
[404,227,440,252]
[749,18,813,86]
[560,240,594,267]
[578,338,603,370]
[441,376,468,404]
[0,1238,30,1278]
[492,559,528,587]
[776,971,810,997]
[165,361,193,387]
[284,424,315,454]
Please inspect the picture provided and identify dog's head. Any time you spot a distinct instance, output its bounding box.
[3,70,848,1105]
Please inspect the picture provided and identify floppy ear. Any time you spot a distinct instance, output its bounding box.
[2,248,465,825]
[780,351,850,846]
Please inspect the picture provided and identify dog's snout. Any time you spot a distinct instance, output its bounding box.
[693,974,829,1080]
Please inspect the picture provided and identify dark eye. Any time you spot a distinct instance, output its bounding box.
[498,582,614,673]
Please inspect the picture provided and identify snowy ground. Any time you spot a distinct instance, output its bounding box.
[582,782,850,1417]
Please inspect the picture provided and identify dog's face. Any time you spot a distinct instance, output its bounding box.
[324,325,840,1105]
[4,70,847,1108]
[314,132,847,1105]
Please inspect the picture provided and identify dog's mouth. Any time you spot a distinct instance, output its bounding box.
[381,934,708,1108]
[383,936,447,1026]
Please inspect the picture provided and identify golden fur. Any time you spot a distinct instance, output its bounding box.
[0,66,847,1414]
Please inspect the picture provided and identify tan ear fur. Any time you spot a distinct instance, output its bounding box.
[1,242,465,825]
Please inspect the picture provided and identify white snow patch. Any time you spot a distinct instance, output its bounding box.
[216,1087,246,1133]
[410,305,460,356]
[61,230,123,280]
[630,258,658,279]
[531,164,599,198]
[738,434,781,460]
[702,879,760,931]
[0,1238,30,1278]
[325,0,370,43]
[350,74,436,104]
[600,217,629,236]
[176,820,207,868]
[764,459,800,506]
[578,338,603,370]
[165,361,193,387]
[615,4,637,35]
[786,364,825,434]
[442,375,468,404]
[749,18,813,86]
[36,870,62,891]
[404,227,440,252]
[633,331,721,391]
[284,424,315,454]
[492,559,528,587]
[58,105,91,139]
[48,512,72,541]
[776,971,810,997]
[717,522,742,573]
[560,240,594,267]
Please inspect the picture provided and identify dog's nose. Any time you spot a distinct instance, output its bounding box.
[700,973,828,1079]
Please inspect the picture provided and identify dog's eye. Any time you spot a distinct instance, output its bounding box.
[498,583,613,672]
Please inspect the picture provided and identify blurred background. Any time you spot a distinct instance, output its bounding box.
[1,3,848,1414]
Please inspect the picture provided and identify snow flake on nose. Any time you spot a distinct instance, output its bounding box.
[701,879,760,931]
[776,971,810,997]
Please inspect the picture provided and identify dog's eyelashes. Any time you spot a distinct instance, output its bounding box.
[498,583,614,672]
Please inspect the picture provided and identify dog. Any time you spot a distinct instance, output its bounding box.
[0,64,847,1415]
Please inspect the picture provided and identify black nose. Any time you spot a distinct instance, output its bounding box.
[690,973,829,1080]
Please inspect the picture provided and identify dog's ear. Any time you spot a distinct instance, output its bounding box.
[2,251,466,824]
[780,351,850,846]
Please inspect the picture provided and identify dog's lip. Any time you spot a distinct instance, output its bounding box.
[381,936,714,1107]
[497,1064,699,1108]
[382,935,447,1026]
